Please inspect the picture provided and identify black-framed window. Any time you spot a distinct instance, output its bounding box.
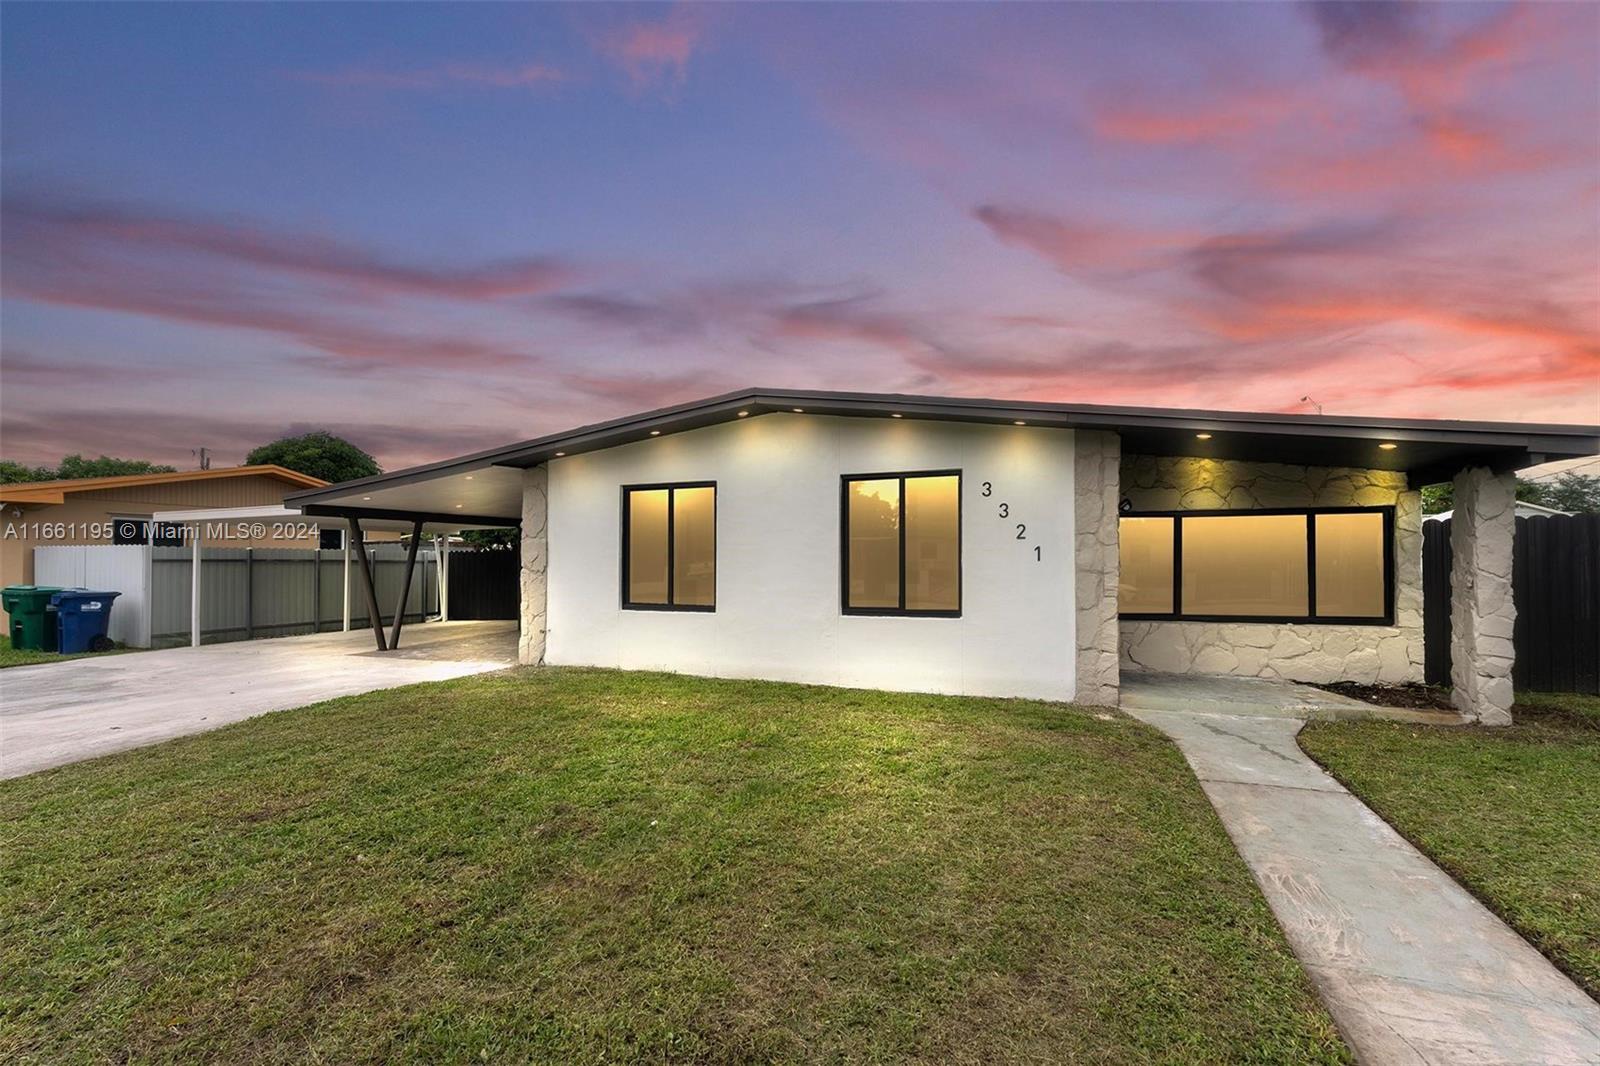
[622,482,716,610]
[841,470,961,616]
[1119,506,1394,625]
[319,527,344,550]
[112,517,185,547]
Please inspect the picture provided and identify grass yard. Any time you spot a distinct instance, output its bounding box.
[1301,691,1600,997]
[0,633,130,669]
[0,633,84,668]
[1,668,1348,1064]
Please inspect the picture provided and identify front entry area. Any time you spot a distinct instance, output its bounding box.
[1125,677,1600,1064]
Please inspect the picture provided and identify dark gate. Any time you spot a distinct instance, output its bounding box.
[1423,513,1600,694]
[448,547,520,620]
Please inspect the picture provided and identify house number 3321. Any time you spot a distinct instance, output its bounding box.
[980,482,1041,561]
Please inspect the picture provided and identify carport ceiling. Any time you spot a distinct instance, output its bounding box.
[300,466,523,523]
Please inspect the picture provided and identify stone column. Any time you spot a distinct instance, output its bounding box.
[1074,430,1121,706]
[1449,467,1517,724]
[518,465,549,666]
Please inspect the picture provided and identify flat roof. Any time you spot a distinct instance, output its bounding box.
[286,387,1600,521]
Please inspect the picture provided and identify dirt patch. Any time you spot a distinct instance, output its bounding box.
[1311,682,1456,710]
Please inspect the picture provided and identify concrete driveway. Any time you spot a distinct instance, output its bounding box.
[1124,674,1600,1065]
[1,620,516,780]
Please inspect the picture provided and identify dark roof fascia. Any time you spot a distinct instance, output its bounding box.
[284,387,1600,507]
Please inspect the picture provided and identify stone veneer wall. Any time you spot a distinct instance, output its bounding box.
[519,464,549,666]
[1118,455,1424,685]
[1449,467,1517,724]
[1073,431,1121,705]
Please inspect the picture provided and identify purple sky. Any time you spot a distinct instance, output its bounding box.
[2,1,1597,471]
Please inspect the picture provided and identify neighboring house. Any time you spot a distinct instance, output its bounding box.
[285,389,1599,724]
[1,466,327,626]
[1426,501,1572,521]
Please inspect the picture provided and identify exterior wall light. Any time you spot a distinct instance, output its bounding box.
[1195,433,1213,440]
[650,430,661,436]
[1379,442,1398,450]
[362,496,372,501]
[554,452,565,457]
[891,413,903,418]
[792,408,805,413]
[1013,420,1027,426]
[737,411,749,417]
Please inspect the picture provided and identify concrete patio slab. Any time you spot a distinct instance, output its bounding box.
[1130,704,1600,1065]
[1122,670,1469,725]
[0,620,517,780]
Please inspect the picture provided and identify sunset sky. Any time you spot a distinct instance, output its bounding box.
[3,1,1597,471]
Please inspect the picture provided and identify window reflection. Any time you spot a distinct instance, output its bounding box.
[847,478,900,609]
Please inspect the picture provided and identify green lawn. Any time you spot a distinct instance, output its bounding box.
[0,633,81,668]
[1301,691,1600,997]
[0,633,130,668]
[0,668,1347,1064]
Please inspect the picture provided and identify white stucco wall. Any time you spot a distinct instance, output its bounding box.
[544,414,1078,700]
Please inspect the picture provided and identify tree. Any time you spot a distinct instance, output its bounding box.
[1521,472,1600,514]
[459,528,517,548]
[0,460,56,483]
[246,431,380,484]
[1420,472,1600,515]
[54,454,178,479]
[0,455,175,483]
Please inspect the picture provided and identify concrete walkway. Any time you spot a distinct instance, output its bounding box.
[1128,703,1600,1065]
[1,620,517,780]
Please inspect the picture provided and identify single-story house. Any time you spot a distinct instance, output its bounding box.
[1,465,327,626]
[285,389,1600,724]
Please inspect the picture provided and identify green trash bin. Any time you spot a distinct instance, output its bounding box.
[3,585,65,652]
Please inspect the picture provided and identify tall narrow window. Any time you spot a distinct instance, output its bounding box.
[1119,516,1175,614]
[842,471,960,615]
[623,483,715,610]
[1315,511,1386,619]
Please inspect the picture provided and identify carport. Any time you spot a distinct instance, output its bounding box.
[153,502,517,651]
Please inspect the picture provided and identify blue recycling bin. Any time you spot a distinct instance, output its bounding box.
[50,589,121,653]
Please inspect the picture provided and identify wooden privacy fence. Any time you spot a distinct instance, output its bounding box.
[149,544,440,647]
[447,547,519,620]
[1424,514,1600,694]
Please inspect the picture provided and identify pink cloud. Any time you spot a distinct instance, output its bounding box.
[972,204,1192,273]
[0,195,559,370]
[592,7,707,90]
[3,195,578,302]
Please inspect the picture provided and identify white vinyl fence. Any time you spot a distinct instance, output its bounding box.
[32,545,152,647]
[33,543,440,648]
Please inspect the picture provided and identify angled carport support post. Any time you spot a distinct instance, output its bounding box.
[348,516,387,651]
[389,519,425,650]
